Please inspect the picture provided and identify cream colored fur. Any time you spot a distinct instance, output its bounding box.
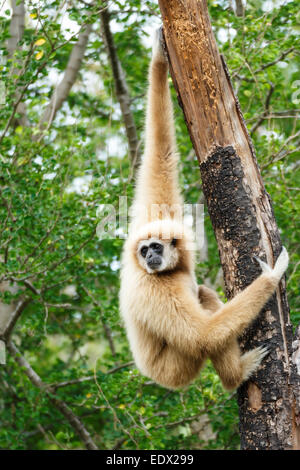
[119,29,289,390]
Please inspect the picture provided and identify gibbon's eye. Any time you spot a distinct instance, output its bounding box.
[171,238,177,247]
[140,246,148,258]
[149,242,163,254]
[150,243,161,251]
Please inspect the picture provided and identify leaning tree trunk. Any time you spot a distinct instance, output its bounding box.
[158,0,300,450]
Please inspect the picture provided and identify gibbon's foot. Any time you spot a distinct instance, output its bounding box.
[152,26,168,64]
[253,246,289,281]
[240,346,270,384]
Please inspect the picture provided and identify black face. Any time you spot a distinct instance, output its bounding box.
[140,242,164,270]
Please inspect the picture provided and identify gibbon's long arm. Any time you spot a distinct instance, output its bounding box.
[141,249,288,357]
[134,30,182,217]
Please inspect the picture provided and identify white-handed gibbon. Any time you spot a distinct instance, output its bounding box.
[119,29,289,390]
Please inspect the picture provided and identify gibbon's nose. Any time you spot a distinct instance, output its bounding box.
[146,251,162,269]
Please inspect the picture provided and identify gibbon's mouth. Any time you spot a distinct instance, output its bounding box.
[147,258,162,270]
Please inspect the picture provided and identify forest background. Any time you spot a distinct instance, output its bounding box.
[0,0,299,450]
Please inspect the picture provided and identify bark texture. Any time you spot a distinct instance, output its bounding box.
[158,0,300,449]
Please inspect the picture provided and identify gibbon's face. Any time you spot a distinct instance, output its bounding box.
[137,237,179,274]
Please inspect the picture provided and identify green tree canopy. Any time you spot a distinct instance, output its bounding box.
[0,0,299,450]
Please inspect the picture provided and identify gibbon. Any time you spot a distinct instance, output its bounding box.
[119,30,289,390]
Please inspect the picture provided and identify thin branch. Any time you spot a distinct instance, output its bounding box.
[262,130,300,169]
[0,297,31,341]
[20,211,62,269]
[255,47,295,74]
[93,365,139,448]
[7,341,98,450]
[0,43,42,144]
[246,109,300,123]
[6,0,28,126]
[50,361,134,390]
[44,302,77,309]
[100,7,141,169]
[250,82,275,134]
[233,47,296,82]
[83,286,116,356]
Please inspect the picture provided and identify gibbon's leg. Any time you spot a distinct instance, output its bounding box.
[133,28,182,220]
[210,339,268,390]
[203,248,289,355]
[197,285,265,390]
[210,339,244,390]
[150,344,204,389]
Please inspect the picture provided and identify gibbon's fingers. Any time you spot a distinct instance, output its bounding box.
[253,256,272,274]
[272,246,289,279]
[152,26,168,64]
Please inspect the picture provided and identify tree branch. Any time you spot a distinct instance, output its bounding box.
[6,0,28,127]
[7,341,98,450]
[100,8,141,169]
[233,0,245,17]
[233,47,296,82]
[50,361,134,390]
[250,82,275,135]
[0,296,31,341]
[6,0,25,58]
[37,23,92,136]
[82,285,117,356]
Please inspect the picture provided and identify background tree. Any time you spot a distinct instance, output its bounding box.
[0,0,299,450]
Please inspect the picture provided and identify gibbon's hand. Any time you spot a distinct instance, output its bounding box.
[253,246,289,281]
[152,26,168,64]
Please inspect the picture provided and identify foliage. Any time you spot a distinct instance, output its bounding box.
[0,0,299,450]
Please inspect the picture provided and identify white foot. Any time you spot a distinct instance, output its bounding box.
[273,246,289,280]
[254,246,289,280]
[241,346,269,382]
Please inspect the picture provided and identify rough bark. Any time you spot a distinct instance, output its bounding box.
[158,0,300,449]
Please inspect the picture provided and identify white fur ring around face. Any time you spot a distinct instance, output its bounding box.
[254,246,289,280]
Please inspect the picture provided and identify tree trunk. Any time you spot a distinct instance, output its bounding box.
[158,0,300,450]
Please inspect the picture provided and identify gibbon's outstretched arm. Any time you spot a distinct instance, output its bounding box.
[139,248,288,357]
[133,29,182,223]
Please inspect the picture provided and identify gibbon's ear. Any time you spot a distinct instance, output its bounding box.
[171,238,177,247]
